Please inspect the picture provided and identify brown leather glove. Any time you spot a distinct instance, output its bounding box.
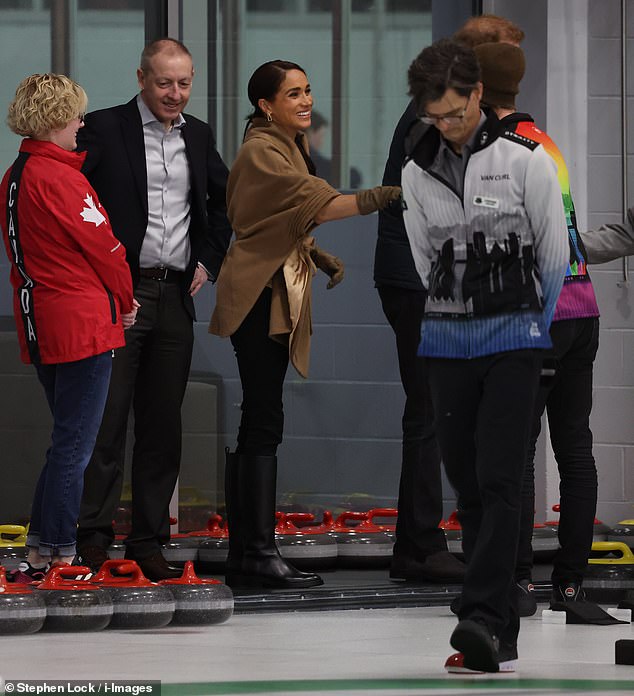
[355,186,402,215]
[310,245,344,289]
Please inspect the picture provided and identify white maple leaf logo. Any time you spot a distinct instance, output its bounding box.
[80,194,106,227]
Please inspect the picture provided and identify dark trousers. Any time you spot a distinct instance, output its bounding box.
[78,277,194,558]
[231,287,289,456]
[378,286,447,559]
[428,350,542,645]
[516,317,599,586]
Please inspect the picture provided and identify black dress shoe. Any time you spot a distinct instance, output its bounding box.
[390,550,465,583]
[76,545,109,573]
[126,551,181,581]
[226,553,324,590]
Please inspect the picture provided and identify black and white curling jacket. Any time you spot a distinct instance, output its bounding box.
[402,110,568,359]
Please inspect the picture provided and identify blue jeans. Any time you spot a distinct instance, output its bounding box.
[27,351,112,558]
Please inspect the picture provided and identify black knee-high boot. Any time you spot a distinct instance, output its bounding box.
[224,448,242,574]
[225,453,323,589]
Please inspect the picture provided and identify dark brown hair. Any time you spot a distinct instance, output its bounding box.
[408,38,480,114]
[246,60,306,120]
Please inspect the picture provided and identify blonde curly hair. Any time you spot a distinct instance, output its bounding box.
[7,73,88,138]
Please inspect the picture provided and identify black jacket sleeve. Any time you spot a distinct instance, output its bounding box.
[374,100,425,290]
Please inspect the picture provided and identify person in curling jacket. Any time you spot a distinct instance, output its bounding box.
[401,39,568,673]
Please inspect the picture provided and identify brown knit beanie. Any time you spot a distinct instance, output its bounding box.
[474,42,525,109]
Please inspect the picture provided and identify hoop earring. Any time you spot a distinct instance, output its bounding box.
[266,112,273,122]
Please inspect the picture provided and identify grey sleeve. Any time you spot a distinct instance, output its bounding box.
[580,207,634,264]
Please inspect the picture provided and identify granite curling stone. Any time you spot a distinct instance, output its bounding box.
[159,560,233,625]
[92,560,175,629]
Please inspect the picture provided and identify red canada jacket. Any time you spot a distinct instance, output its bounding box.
[0,139,134,365]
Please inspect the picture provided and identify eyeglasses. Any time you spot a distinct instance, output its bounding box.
[419,97,470,126]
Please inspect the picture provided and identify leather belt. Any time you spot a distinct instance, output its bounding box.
[139,267,183,282]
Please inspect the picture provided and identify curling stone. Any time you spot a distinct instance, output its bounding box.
[162,535,200,567]
[276,512,338,571]
[36,565,113,632]
[327,511,394,569]
[161,515,200,566]
[584,541,634,604]
[92,560,175,629]
[107,536,126,560]
[608,520,634,551]
[0,524,28,572]
[186,515,217,545]
[196,515,229,573]
[441,511,463,559]
[531,522,559,562]
[159,561,233,625]
[360,508,398,543]
[0,566,46,634]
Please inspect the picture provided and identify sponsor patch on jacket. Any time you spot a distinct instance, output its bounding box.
[529,322,541,338]
[472,195,499,209]
[502,130,539,151]
[480,173,511,181]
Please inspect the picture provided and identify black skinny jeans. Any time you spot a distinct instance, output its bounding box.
[516,317,599,586]
[230,287,290,456]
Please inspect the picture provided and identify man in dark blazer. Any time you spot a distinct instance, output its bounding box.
[76,38,232,580]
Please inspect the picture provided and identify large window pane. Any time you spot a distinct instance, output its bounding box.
[205,0,432,189]
[0,3,51,171]
[75,2,144,111]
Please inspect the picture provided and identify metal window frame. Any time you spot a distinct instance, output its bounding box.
[50,0,76,75]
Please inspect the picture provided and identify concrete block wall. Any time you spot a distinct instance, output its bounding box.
[586,0,634,525]
[0,332,52,524]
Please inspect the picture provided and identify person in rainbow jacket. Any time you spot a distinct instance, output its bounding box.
[474,40,602,615]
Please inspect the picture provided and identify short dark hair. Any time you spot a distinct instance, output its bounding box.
[408,38,480,114]
[246,59,306,120]
[140,38,192,73]
[453,14,525,48]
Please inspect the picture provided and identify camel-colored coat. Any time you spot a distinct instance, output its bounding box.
[209,118,339,377]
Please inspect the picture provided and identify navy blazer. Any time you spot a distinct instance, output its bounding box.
[78,97,233,319]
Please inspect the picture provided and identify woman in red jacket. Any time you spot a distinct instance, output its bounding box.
[0,73,137,581]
